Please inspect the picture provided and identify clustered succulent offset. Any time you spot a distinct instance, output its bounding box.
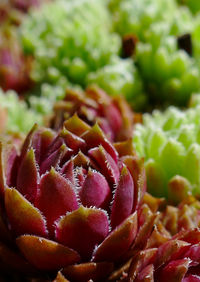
[134,103,200,203]
[129,227,200,281]
[0,115,146,280]
[50,86,135,142]
[127,195,200,281]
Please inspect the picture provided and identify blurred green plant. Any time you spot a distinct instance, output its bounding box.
[133,99,200,203]
[0,88,42,134]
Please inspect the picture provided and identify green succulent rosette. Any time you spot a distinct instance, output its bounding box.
[0,88,42,134]
[110,0,200,107]
[87,56,146,110]
[133,101,200,203]
[20,0,120,86]
[136,24,200,106]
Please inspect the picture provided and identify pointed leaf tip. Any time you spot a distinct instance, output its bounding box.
[5,188,47,237]
[17,235,80,270]
[56,206,109,260]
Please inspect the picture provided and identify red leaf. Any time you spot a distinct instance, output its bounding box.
[111,164,134,229]
[35,168,79,237]
[55,206,109,260]
[5,188,47,237]
[79,169,111,209]
[17,148,39,203]
[17,235,80,270]
[93,212,137,262]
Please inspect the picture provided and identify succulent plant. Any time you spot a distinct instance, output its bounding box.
[109,0,200,107]
[86,56,146,111]
[0,115,146,280]
[50,86,135,142]
[161,196,200,235]
[126,195,200,281]
[0,26,32,93]
[135,23,200,107]
[20,0,120,86]
[0,88,42,134]
[133,103,200,202]
[128,226,200,281]
[109,0,177,40]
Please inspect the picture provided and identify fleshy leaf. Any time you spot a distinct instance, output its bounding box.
[103,103,122,137]
[72,151,90,168]
[20,124,39,161]
[40,144,68,175]
[64,114,91,137]
[16,235,80,270]
[168,176,192,205]
[61,160,75,185]
[174,229,200,244]
[129,249,157,281]
[183,244,200,262]
[111,164,134,229]
[5,188,47,237]
[82,124,118,163]
[128,205,158,258]
[60,128,86,153]
[93,212,137,262]
[114,139,135,158]
[63,262,114,282]
[79,169,111,209]
[155,240,190,268]
[158,258,190,282]
[35,168,78,236]
[88,145,120,185]
[135,264,154,282]
[56,206,109,260]
[122,156,146,210]
[17,148,39,203]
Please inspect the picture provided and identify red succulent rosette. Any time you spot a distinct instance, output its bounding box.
[0,115,146,281]
[128,228,200,281]
[50,86,135,142]
[125,196,200,281]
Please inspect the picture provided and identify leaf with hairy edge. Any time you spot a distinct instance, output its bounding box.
[5,188,48,237]
[16,235,80,270]
[93,212,137,262]
[111,165,134,229]
[35,168,79,236]
[55,206,109,260]
[17,148,39,203]
[64,114,91,137]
